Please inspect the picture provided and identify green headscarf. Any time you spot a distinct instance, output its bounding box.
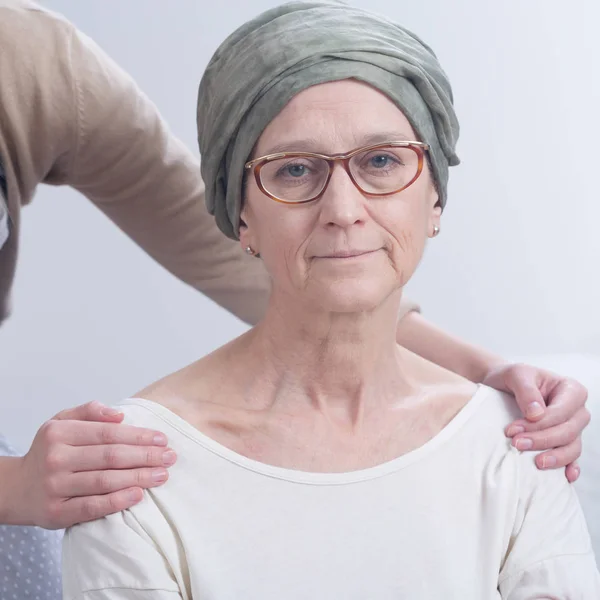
[197,0,460,240]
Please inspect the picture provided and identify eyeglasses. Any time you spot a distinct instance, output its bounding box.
[244,141,429,205]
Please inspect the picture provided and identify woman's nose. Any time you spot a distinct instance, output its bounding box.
[318,164,368,229]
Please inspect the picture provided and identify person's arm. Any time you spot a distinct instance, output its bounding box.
[396,310,504,383]
[51,23,266,326]
[0,437,63,600]
[0,455,22,524]
[0,402,176,529]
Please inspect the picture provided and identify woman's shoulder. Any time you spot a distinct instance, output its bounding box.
[471,384,522,424]
[399,347,520,430]
[130,334,246,421]
[456,384,522,448]
[455,385,576,506]
[63,489,184,598]
[113,398,178,429]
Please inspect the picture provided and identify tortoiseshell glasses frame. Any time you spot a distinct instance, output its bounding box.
[244,141,430,204]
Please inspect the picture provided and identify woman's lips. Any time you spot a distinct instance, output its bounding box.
[315,249,380,260]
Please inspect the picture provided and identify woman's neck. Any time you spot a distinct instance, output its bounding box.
[244,291,418,426]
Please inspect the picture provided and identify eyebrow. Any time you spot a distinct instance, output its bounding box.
[261,131,415,155]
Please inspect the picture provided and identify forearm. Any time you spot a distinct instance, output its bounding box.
[396,311,506,383]
[0,455,24,525]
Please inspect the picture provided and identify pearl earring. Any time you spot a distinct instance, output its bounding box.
[432,225,440,237]
[245,246,256,255]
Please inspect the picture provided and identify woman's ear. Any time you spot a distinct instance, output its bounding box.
[428,204,442,238]
[239,207,257,255]
[239,211,249,237]
[428,177,440,208]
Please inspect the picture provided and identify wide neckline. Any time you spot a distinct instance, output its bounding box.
[123,384,492,486]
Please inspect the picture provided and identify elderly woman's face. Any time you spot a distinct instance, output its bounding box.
[241,80,440,313]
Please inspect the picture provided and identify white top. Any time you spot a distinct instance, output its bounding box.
[62,386,600,599]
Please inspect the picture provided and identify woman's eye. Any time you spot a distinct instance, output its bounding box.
[286,164,307,177]
[275,162,312,179]
[369,154,396,168]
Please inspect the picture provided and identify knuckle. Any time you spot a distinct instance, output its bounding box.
[568,379,588,402]
[582,408,592,427]
[40,420,62,445]
[44,449,66,473]
[134,469,147,487]
[100,425,116,445]
[135,430,150,446]
[103,446,122,468]
[558,439,581,463]
[51,408,67,420]
[106,493,123,516]
[85,400,100,414]
[557,448,575,465]
[524,418,545,433]
[573,378,588,394]
[96,470,114,493]
[537,433,551,450]
[81,497,103,521]
[43,475,63,499]
[45,501,64,527]
[146,447,160,465]
[562,420,577,443]
[510,363,529,380]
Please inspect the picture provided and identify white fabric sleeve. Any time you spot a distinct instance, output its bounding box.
[498,452,600,599]
[62,507,184,600]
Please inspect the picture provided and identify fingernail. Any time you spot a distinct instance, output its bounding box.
[162,451,177,466]
[526,402,544,419]
[573,466,581,479]
[151,469,168,483]
[515,438,533,451]
[153,434,167,446]
[542,455,557,469]
[101,406,122,417]
[506,425,525,437]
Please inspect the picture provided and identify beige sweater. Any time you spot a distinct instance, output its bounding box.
[0,1,417,326]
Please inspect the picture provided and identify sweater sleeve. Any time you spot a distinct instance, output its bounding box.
[62,24,270,325]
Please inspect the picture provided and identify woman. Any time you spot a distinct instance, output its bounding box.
[0,1,589,538]
[63,2,599,598]
[0,3,590,598]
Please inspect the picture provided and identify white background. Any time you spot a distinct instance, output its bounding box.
[2,0,598,451]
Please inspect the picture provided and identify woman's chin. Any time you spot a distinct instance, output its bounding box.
[309,280,397,314]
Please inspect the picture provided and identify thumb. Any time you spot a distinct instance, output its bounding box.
[52,401,124,423]
[507,379,547,422]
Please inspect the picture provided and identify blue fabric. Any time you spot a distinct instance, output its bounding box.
[0,436,63,600]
